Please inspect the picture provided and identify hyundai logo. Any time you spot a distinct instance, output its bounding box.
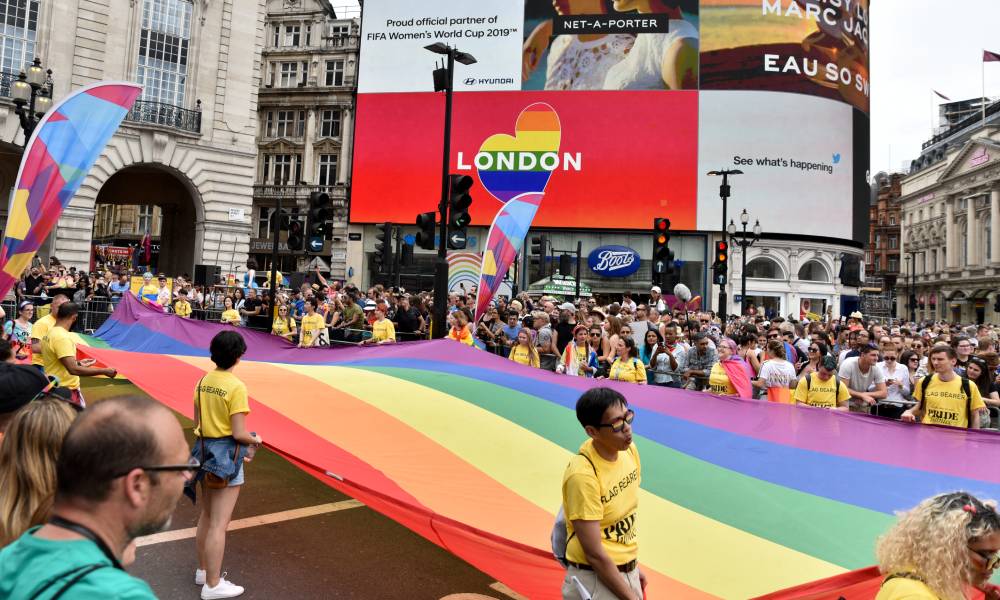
[464,78,476,85]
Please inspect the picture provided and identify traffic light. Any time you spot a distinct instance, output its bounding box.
[307,192,333,251]
[401,241,415,267]
[712,240,729,286]
[268,208,288,235]
[286,219,304,251]
[994,296,1000,313]
[447,174,473,250]
[559,254,572,276]
[530,235,549,280]
[416,211,436,250]
[652,218,674,286]
[374,222,392,273]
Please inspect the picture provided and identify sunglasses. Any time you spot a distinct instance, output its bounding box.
[908,358,920,363]
[971,547,1000,571]
[768,334,779,339]
[596,409,635,433]
[808,347,819,352]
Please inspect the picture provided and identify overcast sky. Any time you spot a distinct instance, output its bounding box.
[870,0,1000,174]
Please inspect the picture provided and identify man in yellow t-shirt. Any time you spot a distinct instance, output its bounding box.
[41,302,117,407]
[366,304,396,344]
[298,298,326,348]
[561,387,644,600]
[903,345,985,428]
[794,356,850,410]
[30,292,69,369]
[174,289,193,318]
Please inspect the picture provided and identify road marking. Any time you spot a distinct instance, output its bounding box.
[134,499,364,547]
[489,582,529,600]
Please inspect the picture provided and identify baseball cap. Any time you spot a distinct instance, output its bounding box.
[850,311,863,319]
[650,286,661,294]
[0,363,50,415]
[559,302,575,311]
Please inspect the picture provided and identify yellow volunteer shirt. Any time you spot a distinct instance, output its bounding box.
[509,345,539,368]
[300,313,326,347]
[563,439,641,566]
[272,317,296,337]
[30,313,56,366]
[193,370,250,438]
[793,373,849,409]
[220,309,241,325]
[371,318,396,343]
[874,575,938,600]
[609,357,645,383]
[914,374,985,428]
[174,300,192,318]
[708,363,737,396]
[41,325,80,390]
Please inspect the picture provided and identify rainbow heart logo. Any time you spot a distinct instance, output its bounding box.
[476,103,561,204]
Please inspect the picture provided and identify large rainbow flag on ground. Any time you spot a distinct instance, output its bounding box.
[79,296,1000,598]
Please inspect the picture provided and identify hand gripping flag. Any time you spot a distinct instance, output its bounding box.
[474,103,561,321]
[0,82,142,299]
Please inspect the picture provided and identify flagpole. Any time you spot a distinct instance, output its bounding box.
[984,49,988,125]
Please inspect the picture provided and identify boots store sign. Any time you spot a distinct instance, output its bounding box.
[588,245,640,278]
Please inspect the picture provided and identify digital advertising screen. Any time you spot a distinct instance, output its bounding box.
[351,0,870,243]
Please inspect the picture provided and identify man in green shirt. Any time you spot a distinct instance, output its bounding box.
[0,396,194,599]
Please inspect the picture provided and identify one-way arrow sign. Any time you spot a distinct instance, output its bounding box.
[447,230,467,250]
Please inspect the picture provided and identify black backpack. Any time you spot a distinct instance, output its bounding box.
[805,372,841,397]
[917,374,973,426]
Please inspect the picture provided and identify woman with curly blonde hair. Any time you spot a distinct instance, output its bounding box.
[876,491,1000,599]
[0,397,77,546]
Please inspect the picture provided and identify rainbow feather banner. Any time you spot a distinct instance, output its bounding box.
[0,82,141,298]
[474,103,560,321]
[78,296,1000,598]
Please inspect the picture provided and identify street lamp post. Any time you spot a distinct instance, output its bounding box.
[727,209,762,316]
[906,251,917,323]
[10,57,53,145]
[707,169,742,315]
[425,43,476,339]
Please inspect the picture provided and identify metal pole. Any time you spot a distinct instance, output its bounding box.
[394,226,402,289]
[719,174,728,316]
[575,240,582,300]
[431,50,455,339]
[741,228,748,315]
[269,197,282,298]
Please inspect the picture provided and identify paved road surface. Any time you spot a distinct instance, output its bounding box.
[85,379,528,600]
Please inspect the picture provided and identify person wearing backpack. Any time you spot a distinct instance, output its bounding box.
[793,355,849,410]
[607,338,647,385]
[559,388,645,600]
[902,345,986,428]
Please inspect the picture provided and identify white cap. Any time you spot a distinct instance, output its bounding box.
[650,286,661,293]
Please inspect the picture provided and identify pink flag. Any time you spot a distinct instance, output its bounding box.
[984,50,1000,62]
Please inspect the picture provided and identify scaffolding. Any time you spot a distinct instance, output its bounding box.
[860,276,896,322]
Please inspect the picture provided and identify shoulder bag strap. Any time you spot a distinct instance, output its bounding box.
[196,376,207,460]
[565,452,600,548]
[806,372,812,391]
[962,377,973,426]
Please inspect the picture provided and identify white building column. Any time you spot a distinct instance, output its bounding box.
[946,200,957,268]
[991,188,1000,264]
[968,201,979,266]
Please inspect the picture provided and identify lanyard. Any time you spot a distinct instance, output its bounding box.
[48,515,123,570]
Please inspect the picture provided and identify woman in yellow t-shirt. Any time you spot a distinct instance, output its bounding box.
[219,296,240,326]
[875,492,1000,600]
[607,337,646,384]
[508,328,540,368]
[193,331,262,594]
[271,305,296,342]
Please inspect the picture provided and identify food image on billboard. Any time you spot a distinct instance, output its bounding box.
[521,0,700,91]
[697,90,854,239]
[699,0,870,114]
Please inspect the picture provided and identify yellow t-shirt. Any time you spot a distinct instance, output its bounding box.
[139,283,159,302]
[193,370,250,438]
[913,374,985,428]
[371,318,396,343]
[708,363,737,396]
[874,574,938,600]
[794,373,850,409]
[509,345,539,368]
[174,300,192,318]
[41,325,80,390]
[272,317,296,337]
[300,313,326,347]
[562,439,641,566]
[221,309,241,325]
[609,357,645,383]
[30,313,56,366]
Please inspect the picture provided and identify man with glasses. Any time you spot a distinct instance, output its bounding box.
[954,336,974,376]
[0,396,192,599]
[561,388,644,600]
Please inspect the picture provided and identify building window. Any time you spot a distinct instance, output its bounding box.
[273,110,304,138]
[328,24,349,37]
[889,236,898,249]
[325,60,344,86]
[137,205,154,234]
[745,258,783,280]
[0,0,38,75]
[263,154,302,185]
[137,0,192,106]
[865,251,873,265]
[279,62,298,87]
[317,154,338,186]
[305,24,312,46]
[797,261,829,282]
[272,25,279,47]
[257,207,272,239]
[888,257,898,272]
[319,109,341,137]
[879,216,884,226]
[875,234,881,249]
[283,24,300,47]
[889,215,896,226]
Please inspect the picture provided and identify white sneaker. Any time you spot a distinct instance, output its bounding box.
[195,569,206,586]
[201,573,244,599]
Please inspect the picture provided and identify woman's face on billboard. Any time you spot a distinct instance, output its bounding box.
[553,0,606,15]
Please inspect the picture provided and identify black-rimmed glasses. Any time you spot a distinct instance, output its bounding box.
[113,456,201,480]
[596,409,635,433]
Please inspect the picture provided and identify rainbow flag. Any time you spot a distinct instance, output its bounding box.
[80,296,1000,598]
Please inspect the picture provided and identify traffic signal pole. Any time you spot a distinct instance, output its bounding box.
[269,194,282,297]
[431,49,455,339]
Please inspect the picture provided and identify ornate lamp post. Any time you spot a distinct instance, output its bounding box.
[728,208,762,315]
[11,57,53,145]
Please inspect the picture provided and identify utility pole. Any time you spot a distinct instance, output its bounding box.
[707,169,743,315]
[269,196,282,297]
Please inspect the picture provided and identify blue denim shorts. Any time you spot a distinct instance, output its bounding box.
[228,463,245,487]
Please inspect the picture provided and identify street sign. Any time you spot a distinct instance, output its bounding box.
[228,208,245,222]
[447,230,467,250]
[734,295,742,303]
[307,236,324,253]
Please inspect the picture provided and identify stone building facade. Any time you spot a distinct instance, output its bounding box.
[867,173,903,285]
[0,0,265,278]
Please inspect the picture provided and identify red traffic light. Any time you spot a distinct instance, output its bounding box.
[654,218,670,231]
[716,240,728,263]
[716,241,728,251]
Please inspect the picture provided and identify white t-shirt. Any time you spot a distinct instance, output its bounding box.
[603,20,699,90]
[839,357,886,393]
[875,361,911,405]
[545,33,634,91]
[759,359,797,390]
